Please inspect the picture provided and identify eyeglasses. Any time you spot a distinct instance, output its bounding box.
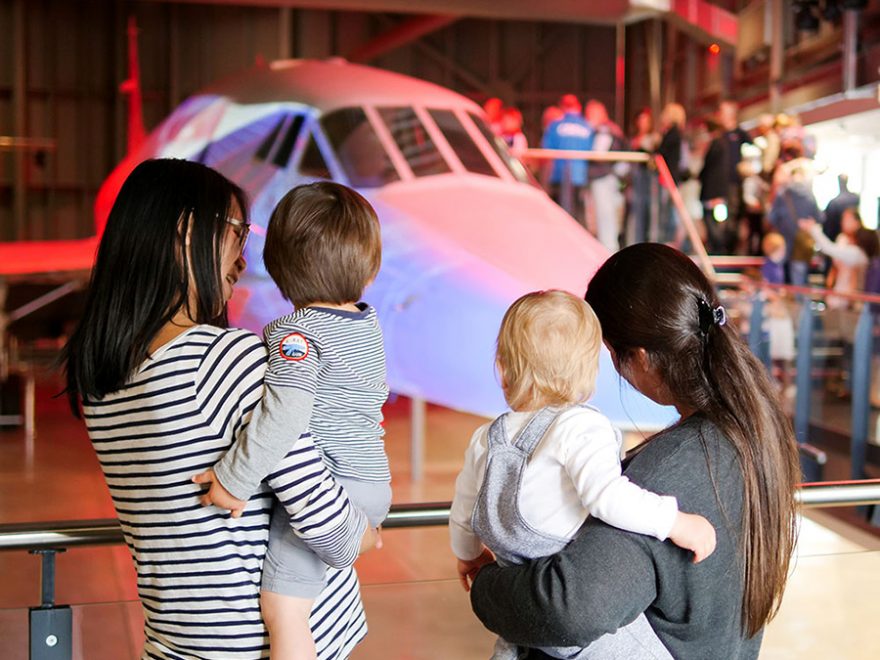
[226,217,250,252]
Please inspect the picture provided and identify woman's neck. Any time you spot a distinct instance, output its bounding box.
[675,403,697,419]
[149,310,197,354]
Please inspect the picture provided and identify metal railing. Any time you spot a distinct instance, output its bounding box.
[2,484,878,659]
[519,148,716,279]
[2,483,879,553]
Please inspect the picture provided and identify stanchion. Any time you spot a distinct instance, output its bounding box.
[748,293,770,369]
[850,306,874,519]
[793,300,822,480]
[560,161,573,218]
[410,396,426,482]
[29,549,71,660]
[794,300,813,445]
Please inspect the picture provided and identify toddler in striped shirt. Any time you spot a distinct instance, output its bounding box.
[195,182,391,660]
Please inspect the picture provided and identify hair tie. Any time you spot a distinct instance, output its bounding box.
[697,298,727,335]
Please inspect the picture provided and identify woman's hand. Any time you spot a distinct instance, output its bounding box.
[456,546,496,592]
[192,469,248,518]
[669,511,717,563]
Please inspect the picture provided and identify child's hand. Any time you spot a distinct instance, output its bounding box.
[456,546,496,592]
[192,469,248,518]
[669,511,717,563]
[359,525,383,555]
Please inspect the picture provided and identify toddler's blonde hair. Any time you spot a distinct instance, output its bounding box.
[496,290,601,411]
[762,232,786,257]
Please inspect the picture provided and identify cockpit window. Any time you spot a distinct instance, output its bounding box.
[299,134,331,180]
[320,108,400,188]
[377,107,451,177]
[468,112,537,186]
[428,110,498,178]
[273,115,305,168]
[255,116,286,161]
[253,113,305,168]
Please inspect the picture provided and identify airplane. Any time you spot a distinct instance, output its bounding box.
[93,57,676,428]
[56,57,681,429]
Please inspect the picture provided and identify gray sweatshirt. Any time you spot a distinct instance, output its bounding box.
[470,415,764,659]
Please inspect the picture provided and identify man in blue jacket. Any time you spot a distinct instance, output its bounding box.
[542,94,593,226]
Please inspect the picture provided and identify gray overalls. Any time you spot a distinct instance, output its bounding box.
[472,406,674,660]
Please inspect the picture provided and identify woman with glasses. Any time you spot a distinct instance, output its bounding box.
[61,158,375,659]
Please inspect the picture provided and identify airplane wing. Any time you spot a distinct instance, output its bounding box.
[0,238,98,278]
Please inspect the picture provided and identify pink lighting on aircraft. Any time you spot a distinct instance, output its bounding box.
[91,58,676,427]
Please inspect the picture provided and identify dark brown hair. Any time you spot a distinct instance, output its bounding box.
[586,243,799,638]
[264,182,381,308]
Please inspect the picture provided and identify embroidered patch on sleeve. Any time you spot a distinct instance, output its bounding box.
[279,332,309,361]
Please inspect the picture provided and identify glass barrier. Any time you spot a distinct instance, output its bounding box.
[717,279,880,488]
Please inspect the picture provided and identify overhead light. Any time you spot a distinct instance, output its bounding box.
[795,1,820,32]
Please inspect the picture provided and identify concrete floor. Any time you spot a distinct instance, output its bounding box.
[1,383,879,658]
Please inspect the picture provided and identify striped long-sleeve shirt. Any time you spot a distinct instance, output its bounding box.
[215,304,390,500]
[83,326,368,660]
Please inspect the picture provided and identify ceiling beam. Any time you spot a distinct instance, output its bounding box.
[347,14,458,63]
[665,0,738,48]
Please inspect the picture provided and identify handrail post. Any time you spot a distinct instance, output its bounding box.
[794,299,814,479]
[560,160,574,218]
[794,299,813,443]
[648,170,660,243]
[29,549,71,660]
[850,305,872,521]
[411,396,426,482]
[748,293,770,369]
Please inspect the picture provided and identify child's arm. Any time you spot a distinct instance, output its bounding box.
[194,323,319,506]
[562,410,716,562]
[450,425,492,568]
[457,546,495,592]
[669,511,716,563]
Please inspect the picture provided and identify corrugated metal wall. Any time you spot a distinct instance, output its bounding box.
[0,0,622,242]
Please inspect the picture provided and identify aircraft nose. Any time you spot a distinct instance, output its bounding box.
[371,177,609,295]
[365,184,676,426]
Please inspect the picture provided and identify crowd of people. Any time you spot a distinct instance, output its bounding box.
[485,93,880,407]
[484,95,878,289]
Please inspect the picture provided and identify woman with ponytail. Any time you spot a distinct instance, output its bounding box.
[469,243,800,659]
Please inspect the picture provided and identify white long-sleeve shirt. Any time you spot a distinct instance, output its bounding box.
[450,406,678,561]
[808,225,868,309]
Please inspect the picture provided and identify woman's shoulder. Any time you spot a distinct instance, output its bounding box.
[627,417,741,486]
[200,325,264,350]
[196,326,267,375]
[650,415,734,453]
